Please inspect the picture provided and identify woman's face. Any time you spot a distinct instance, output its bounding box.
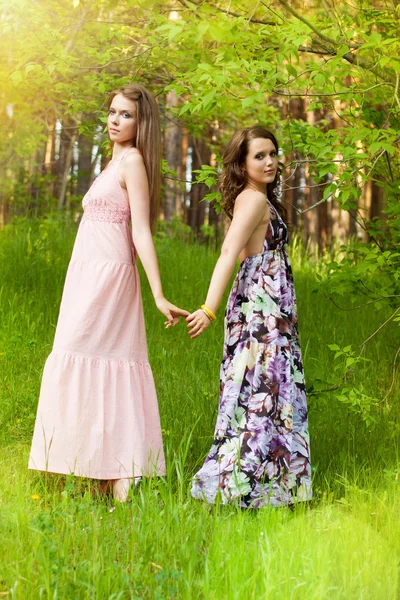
[243,137,278,192]
[108,93,137,145]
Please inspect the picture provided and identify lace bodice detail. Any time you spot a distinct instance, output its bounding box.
[82,198,130,223]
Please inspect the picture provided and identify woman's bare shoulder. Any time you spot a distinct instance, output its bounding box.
[234,189,268,214]
[121,147,143,166]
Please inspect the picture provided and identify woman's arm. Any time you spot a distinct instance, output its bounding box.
[120,151,188,324]
[187,190,269,338]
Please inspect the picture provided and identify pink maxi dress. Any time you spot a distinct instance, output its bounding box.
[29,150,166,480]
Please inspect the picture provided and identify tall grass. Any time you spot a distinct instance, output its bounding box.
[0,217,399,599]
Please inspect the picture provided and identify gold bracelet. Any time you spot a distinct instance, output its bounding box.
[201,304,217,321]
[201,308,213,322]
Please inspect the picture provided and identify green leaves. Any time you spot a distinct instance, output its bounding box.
[322,344,381,426]
[2,0,400,258]
[192,165,218,189]
[334,387,380,427]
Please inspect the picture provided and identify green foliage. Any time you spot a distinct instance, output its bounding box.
[2,1,399,235]
[4,2,399,284]
[316,242,400,299]
[192,164,222,209]
[2,1,399,161]
[192,165,218,189]
[325,344,380,427]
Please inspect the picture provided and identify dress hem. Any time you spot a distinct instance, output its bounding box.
[191,478,313,508]
[28,465,167,480]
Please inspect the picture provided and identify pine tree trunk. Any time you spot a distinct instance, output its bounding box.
[304,106,331,250]
[188,137,211,233]
[29,145,47,216]
[163,91,182,222]
[283,98,306,232]
[370,179,384,220]
[180,130,189,221]
[57,126,77,210]
[77,133,93,196]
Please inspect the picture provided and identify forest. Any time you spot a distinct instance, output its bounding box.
[2,0,399,246]
[0,0,399,598]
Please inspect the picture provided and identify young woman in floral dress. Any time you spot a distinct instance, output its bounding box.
[187,126,312,508]
[29,84,188,502]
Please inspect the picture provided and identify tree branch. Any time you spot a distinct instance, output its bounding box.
[326,294,400,312]
[276,0,337,47]
[76,48,153,71]
[297,46,337,55]
[360,306,400,355]
[282,181,327,191]
[276,0,392,83]
[299,196,331,214]
[164,175,191,184]
[260,1,285,24]
[273,83,394,97]
[175,0,275,25]
[383,345,400,404]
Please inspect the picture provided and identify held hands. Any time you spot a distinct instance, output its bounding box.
[155,297,189,328]
[186,305,216,339]
[155,296,216,336]
[186,309,212,339]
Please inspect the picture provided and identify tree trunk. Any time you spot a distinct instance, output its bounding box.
[188,136,211,233]
[53,118,72,200]
[163,91,182,222]
[284,98,307,232]
[77,132,93,196]
[0,163,9,227]
[370,179,384,221]
[58,127,77,210]
[304,105,332,250]
[29,145,47,216]
[318,182,329,249]
[179,128,189,220]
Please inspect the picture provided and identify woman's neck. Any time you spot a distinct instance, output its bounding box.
[244,182,267,195]
[111,142,134,161]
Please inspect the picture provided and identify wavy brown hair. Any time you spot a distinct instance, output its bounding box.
[108,84,161,228]
[220,126,287,223]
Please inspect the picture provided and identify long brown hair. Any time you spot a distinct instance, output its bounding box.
[220,126,287,223]
[108,84,161,228]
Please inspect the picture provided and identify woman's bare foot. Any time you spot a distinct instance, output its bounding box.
[91,480,112,499]
[112,478,132,502]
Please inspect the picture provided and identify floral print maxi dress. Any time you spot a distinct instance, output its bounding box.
[191,202,312,508]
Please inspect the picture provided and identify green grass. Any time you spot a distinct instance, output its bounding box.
[0,217,399,599]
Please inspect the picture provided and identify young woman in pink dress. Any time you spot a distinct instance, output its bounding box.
[29,84,188,501]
